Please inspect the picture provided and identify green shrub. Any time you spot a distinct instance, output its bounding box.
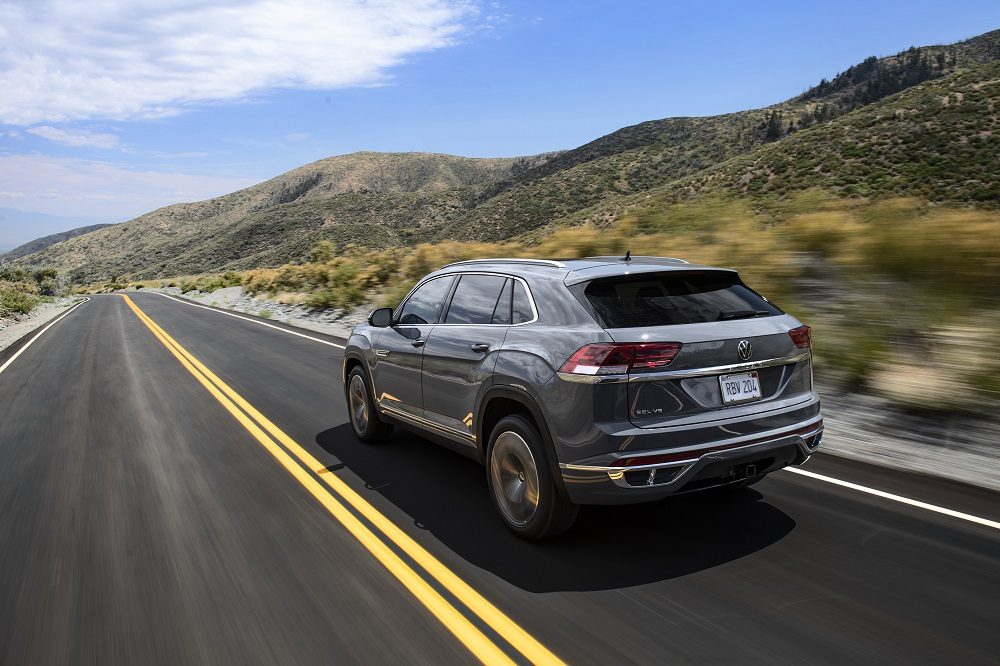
[32,268,57,283]
[0,267,30,282]
[304,284,364,311]
[38,277,59,296]
[308,240,337,262]
[0,285,39,315]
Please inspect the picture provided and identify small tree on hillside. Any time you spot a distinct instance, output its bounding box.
[309,240,337,263]
[764,110,784,142]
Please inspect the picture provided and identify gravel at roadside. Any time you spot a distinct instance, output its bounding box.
[143,286,368,338]
[0,298,78,353]
[817,387,1000,492]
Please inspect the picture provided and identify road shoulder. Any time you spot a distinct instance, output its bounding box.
[0,297,79,355]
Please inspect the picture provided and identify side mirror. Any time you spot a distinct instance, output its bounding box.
[368,307,393,327]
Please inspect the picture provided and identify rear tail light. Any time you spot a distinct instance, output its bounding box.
[789,325,812,350]
[632,343,682,370]
[559,342,682,375]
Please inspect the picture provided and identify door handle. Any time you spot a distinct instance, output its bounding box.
[469,343,490,353]
[411,339,425,348]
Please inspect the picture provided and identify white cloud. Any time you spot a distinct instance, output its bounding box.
[26,125,119,149]
[0,0,475,125]
[0,153,257,220]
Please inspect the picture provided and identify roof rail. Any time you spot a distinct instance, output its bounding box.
[441,258,567,269]
[584,255,689,264]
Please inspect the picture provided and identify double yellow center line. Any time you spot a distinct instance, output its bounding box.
[121,295,563,666]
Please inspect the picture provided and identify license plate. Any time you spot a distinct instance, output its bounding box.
[719,372,761,404]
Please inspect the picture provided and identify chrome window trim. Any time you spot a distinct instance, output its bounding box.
[555,350,811,384]
[395,271,540,327]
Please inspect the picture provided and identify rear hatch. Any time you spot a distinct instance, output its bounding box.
[572,269,813,428]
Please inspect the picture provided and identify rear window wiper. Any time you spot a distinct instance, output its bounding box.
[716,309,771,321]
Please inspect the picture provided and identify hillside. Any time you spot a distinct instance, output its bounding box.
[16,152,536,282]
[13,28,1000,281]
[658,62,1000,204]
[547,59,1000,238]
[1,223,114,260]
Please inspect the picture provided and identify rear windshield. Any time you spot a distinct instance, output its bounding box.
[582,271,782,328]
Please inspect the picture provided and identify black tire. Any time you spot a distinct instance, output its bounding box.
[486,414,578,540]
[347,367,393,443]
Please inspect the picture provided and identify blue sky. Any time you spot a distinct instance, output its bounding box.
[1,0,999,247]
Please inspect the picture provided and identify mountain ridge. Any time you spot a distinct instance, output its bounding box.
[1,223,115,260]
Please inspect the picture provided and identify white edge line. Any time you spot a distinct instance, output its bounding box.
[0,298,90,377]
[154,292,346,349]
[784,467,1000,531]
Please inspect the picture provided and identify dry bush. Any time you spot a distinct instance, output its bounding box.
[151,193,1000,412]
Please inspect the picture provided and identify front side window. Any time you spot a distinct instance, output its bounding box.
[397,276,455,325]
[444,274,509,325]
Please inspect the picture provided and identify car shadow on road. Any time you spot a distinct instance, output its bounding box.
[316,423,795,593]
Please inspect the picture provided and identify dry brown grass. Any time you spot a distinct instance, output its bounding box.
[88,194,1000,412]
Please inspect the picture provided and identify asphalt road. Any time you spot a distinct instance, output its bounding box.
[1,293,997,665]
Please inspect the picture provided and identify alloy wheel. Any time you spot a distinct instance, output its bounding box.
[348,373,369,434]
[490,431,540,527]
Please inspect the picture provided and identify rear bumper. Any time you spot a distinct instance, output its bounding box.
[558,414,823,505]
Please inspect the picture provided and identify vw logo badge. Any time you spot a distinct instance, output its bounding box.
[737,340,753,361]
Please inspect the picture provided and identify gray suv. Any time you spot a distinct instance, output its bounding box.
[342,256,822,539]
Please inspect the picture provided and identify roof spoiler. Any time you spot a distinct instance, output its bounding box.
[563,264,735,286]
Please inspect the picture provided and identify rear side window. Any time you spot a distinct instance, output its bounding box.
[445,274,509,325]
[582,271,782,328]
[397,276,455,325]
[512,281,534,324]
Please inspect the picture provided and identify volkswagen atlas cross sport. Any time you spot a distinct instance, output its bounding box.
[342,256,822,539]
